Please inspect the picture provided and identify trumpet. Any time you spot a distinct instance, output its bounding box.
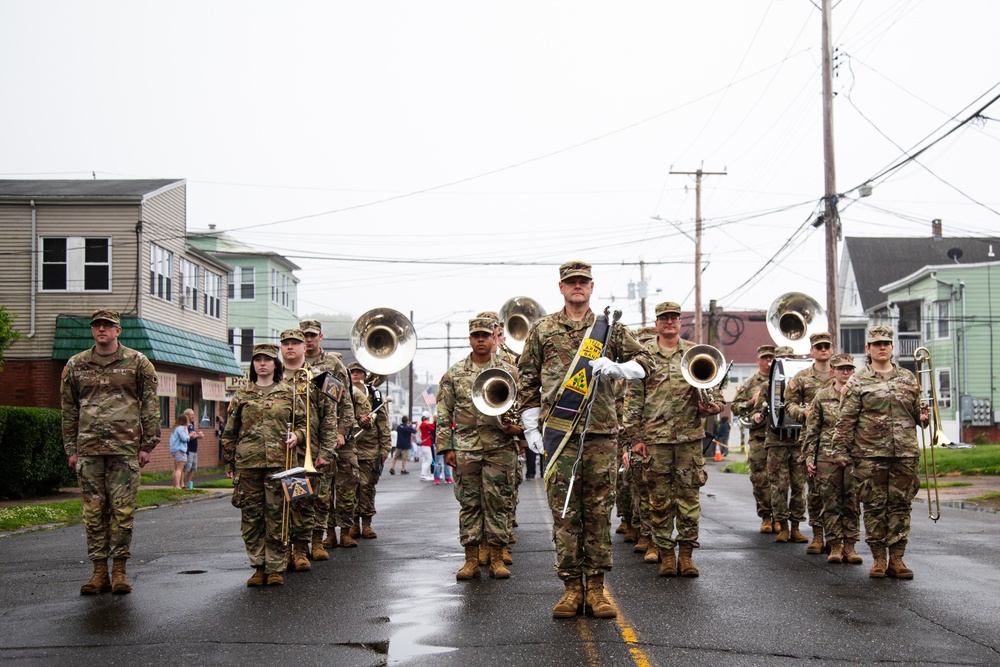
[499,297,545,356]
[680,344,727,403]
[914,347,949,522]
[351,308,417,375]
[472,368,519,427]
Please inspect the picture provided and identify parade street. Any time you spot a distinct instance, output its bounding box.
[2,462,1000,667]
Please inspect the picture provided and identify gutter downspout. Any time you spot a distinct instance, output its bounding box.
[135,220,143,318]
[28,200,36,338]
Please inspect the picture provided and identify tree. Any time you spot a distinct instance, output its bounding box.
[0,306,23,373]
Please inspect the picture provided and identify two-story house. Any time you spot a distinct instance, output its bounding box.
[0,179,243,472]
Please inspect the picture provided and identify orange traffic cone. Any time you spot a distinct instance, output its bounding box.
[714,440,723,462]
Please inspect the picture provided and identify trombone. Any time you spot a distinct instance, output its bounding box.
[914,347,949,522]
[278,368,318,546]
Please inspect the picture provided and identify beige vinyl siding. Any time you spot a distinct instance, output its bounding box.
[0,204,35,357]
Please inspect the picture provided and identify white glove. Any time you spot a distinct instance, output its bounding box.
[521,407,544,454]
[589,357,645,381]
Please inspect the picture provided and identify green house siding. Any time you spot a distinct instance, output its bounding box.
[52,316,243,376]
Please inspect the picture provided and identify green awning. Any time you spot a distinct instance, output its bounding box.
[53,316,243,376]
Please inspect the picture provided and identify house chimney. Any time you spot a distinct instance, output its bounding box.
[931,218,942,240]
[208,223,216,230]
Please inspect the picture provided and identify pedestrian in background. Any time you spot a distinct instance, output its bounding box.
[418,413,435,481]
[169,413,191,489]
[182,408,204,489]
[391,416,417,475]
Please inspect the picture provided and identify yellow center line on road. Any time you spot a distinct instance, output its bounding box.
[576,617,603,667]
[604,587,654,667]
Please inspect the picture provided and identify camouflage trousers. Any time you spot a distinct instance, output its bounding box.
[545,435,617,580]
[615,442,635,525]
[334,449,360,532]
[232,467,287,575]
[647,440,707,549]
[312,468,335,532]
[853,456,919,549]
[767,445,807,523]
[356,457,382,519]
[508,451,523,527]
[77,455,140,560]
[805,454,823,530]
[630,457,652,539]
[814,459,860,541]
[747,437,771,519]
[454,447,517,547]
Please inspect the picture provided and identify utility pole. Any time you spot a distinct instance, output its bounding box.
[707,298,717,347]
[670,167,726,343]
[639,259,647,327]
[408,309,415,420]
[445,321,452,367]
[822,0,840,350]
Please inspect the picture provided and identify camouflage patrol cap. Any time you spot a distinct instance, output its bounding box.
[476,311,501,325]
[756,344,776,358]
[867,325,894,343]
[809,331,832,346]
[559,261,592,281]
[90,309,121,326]
[299,319,322,335]
[830,353,856,368]
[280,328,305,342]
[347,361,367,373]
[654,301,682,317]
[252,343,280,359]
[469,317,496,335]
[774,345,795,358]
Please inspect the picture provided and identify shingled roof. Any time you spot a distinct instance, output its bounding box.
[845,236,999,311]
[0,179,183,200]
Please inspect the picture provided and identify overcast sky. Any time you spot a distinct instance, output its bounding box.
[2,1,998,380]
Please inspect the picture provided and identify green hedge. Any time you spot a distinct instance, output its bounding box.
[0,406,76,500]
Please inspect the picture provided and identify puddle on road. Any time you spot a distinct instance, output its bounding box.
[387,582,461,663]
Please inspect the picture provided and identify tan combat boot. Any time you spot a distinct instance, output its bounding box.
[361,517,377,539]
[489,546,510,579]
[508,531,518,545]
[616,520,628,534]
[348,518,361,539]
[772,519,782,534]
[774,521,790,543]
[340,529,358,548]
[111,558,131,594]
[552,578,584,618]
[478,544,490,566]
[584,574,618,618]
[806,529,825,554]
[887,544,914,579]
[266,573,284,586]
[80,558,111,595]
[678,544,699,577]
[657,547,677,577]
[643,542,660,564]
[312,530,329,561]
[292,540,311,571]
[789,522,808,543]
[623,523,639,543]
[826,539,844,564]
[633,535,650,554]
[759,517,773,534]
[869,546,888,578]
[456,545,481,580]
[246,567,266,587]
[843,539,863,564]
[501,546,513,565]
[322,530,337,549]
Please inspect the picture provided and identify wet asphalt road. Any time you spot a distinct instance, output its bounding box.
[2,461,1000,667]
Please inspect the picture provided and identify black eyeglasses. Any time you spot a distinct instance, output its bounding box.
[813,343,831,350]
[656,314,680,322]
[91,322,117,330]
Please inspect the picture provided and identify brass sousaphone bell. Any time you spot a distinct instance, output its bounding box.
[499,296,545,355]
[350,308,417,375]
[766,292,828,356]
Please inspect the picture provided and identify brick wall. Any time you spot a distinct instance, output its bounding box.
[0,359,63,409]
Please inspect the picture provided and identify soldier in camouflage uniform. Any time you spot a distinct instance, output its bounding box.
[731,344,776,533]
[625,326,658,555]
[300,319,357,556]
[801,353,862,565]
[783,331,834,554]
[613,378,638,543]
[437,317,521,580]
[62,309,161,595]
[223,343,308,586]
[517,261,653,619]
[755,345,808,544]
[832,326,928,579]
[624,301,722,577]
[349,361,392,540]
[280,329,337,572]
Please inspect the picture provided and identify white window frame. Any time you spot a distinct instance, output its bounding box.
[935,367,952,409]
[229,327,255,364]
[149,243,173,301]
[204,270,222,319]
[38,236,112,292]
[179,258,199,311]
[229,266,255,301]
[936,300,950,340]
[271,269,280,304]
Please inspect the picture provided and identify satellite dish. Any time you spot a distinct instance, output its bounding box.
[947,247,963,263]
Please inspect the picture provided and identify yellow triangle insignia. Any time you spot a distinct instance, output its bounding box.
[563,368,589,396]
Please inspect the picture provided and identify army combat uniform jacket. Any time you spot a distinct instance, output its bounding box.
[801,384,848,465]
[223,382,307,471]
[783,365,832,427]
[437,353,519,453]
[832,364,922,459]
[353,384,391,461]
[61,344,161,457]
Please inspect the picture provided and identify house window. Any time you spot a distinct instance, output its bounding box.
[228,267,255,301]
[39,237,111,292]
[271,269,280,304]
[159,396,171,428]
[935,367,952,409]
[229,328,255,363]
[936,301,950,339]
[840,328,866,355]
[923,301,933,340]
[204,270,222,319]
[282,273,293,310]
[179,258,199,310]
[149,243,173,301]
